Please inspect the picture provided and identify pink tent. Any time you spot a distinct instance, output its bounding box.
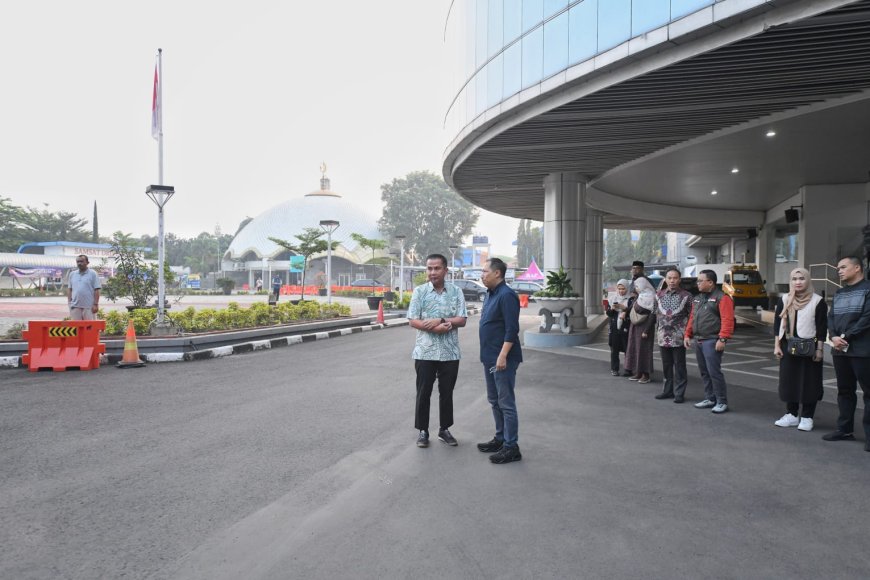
[516,258,544,281]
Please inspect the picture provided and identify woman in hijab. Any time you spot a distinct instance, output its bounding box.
[606,279,632,376]
[625,276,657,383]
[773,267,827,431]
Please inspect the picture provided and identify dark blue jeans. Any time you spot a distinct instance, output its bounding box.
[694,339,727,405]
[483,360,520,447]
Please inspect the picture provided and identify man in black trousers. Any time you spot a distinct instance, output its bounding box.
[824,256,870,452]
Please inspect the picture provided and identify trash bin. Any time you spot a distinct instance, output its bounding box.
[519,294,529,308]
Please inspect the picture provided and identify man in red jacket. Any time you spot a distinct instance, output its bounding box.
[684,269,735,414]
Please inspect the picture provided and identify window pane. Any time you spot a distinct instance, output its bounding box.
[568,0,597,65]
[476,0,488,68]
[522,0,543,33]
[671,0,714,20]
[488,0,504,58]
[543,11,568,78]
[521,26,544,88]
[466,80,476,122]
[487,53,504,107]
[476,68,488,115]
[597,0,630,52]
[504,0,522,43]
[632,0,669,36]
[543,0,568,19]
[503,42,522,98]
[465,0,477,80]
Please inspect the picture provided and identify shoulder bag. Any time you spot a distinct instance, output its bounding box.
[784,313,816,357]
[629,303,649,325]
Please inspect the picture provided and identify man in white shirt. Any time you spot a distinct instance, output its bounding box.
[68,255,101,320]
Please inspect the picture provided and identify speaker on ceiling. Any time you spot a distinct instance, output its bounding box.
[746,228,757,239]
[784,209,800,223]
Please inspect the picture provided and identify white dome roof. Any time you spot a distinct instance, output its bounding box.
[226,180,382,260]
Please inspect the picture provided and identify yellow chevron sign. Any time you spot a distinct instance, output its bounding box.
[48,326,78,337]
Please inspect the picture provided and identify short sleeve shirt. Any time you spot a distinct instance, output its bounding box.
[68,269,101,309]
[407,282,468,361]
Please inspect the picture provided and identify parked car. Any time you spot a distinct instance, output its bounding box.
[452,279,488,302]
[509,281,543,295]
[350,278,383,287]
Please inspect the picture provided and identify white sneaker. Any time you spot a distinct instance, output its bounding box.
[774,413,800,428]
[797,417,814,432]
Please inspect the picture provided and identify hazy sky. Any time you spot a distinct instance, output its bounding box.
[0,1,520,255]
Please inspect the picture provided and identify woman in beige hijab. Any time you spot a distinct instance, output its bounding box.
[773,267,827,431]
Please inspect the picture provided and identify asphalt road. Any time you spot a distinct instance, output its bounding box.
[2,317,869,579]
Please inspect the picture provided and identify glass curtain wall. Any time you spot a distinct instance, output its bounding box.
[445,0,721,136]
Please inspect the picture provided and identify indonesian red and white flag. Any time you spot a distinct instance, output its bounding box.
[151,61,160,140]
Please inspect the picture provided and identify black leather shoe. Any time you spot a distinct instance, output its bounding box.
[477,437,503,453]
[673,396,685,404]
[655,393,674,400]
[490,445,522,464]
[822,430,855,442]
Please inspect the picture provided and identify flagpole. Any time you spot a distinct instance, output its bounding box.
[157,48,164,185]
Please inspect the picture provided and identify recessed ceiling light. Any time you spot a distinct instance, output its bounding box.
[766,130,776,137]
[731,167,739,174]
[711,190,718,195]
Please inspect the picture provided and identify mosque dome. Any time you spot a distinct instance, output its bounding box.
[226,173,382,262]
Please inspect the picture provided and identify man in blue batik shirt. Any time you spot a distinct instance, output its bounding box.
[408,254,468,449]
[478,257,524,464]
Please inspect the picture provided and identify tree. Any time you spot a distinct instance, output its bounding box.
[92,201,99,243]
[21,204,90,243]
[350,233,387,293]
[603,229,633,286]
[378,171,479,262]
[635,230,667,266]
[0,196,26,252]
[269,228,334,300]
[516,219,543,267]
[102,232,174,309]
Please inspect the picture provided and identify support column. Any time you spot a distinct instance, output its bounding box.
[585,209,604,316]
[543,172,587,330]
[756,223,776,300]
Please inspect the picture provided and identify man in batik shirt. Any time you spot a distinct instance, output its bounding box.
[654,268,693,403]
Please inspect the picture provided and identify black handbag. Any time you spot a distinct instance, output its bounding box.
[786,336,816,357]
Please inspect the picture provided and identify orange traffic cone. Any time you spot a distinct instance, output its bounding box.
[377,299,385,324]
[117,319,145,368]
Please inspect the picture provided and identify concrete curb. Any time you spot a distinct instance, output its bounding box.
[5,320,407,370]
[3,305,482,370]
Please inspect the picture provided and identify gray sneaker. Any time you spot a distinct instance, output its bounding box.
[694,399,716,409]
[712,403,729,414]
[416,430,429,448]
[438,429,458,446]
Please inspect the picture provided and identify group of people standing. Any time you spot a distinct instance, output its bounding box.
[607,261,733,412]
[605,256,870,453]
[407,255,524,465]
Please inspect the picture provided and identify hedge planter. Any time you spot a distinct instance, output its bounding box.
[367,296,384,310]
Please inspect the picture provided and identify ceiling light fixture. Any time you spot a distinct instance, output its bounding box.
[711,190,718,195]
[731,167,739,174]
[766,130,776,137]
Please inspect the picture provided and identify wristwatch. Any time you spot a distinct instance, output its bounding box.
[440,318,446,324]
[718,338,728,343]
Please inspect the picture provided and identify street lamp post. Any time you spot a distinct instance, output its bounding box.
[145,184,175,334]
[395,235,406,296]
[319,219,340,304]
[448,245,458,282]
